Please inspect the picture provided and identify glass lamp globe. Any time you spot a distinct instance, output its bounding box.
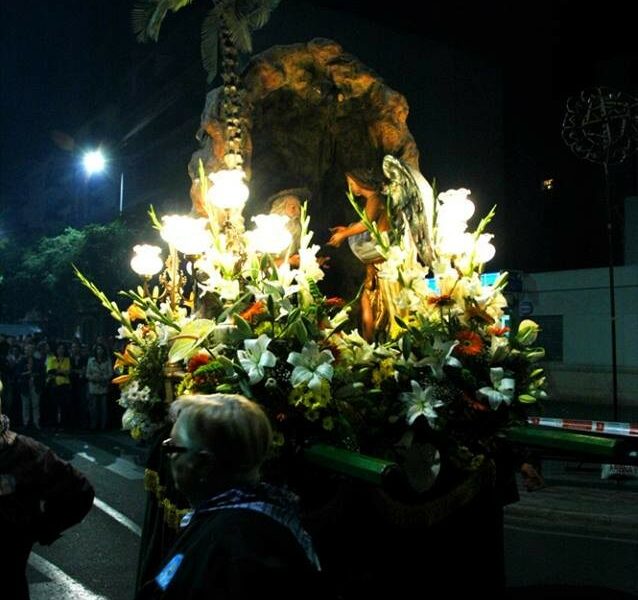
[247,214,292,254]
[206,169,249,209]
[130,245,163,277]
[160,215,210,255]
[437,188,475,223]
[475,234,496,263]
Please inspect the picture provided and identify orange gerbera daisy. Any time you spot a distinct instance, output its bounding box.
[239,301,266,323]
[488,324,510,336]
[454,330,484,356]
[466,305,495,324]
[427,293,454,307]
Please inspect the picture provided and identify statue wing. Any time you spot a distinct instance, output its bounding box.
[382,155,434,265]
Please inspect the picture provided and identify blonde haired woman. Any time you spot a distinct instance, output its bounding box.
[137,394,328,600]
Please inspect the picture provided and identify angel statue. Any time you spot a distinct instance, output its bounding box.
[327,155,434,341]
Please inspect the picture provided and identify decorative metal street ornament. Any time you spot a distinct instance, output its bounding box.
[561,87,638,165]
[561,87,638,419]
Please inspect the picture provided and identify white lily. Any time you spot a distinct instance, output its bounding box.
[287,342,334,391]
[297,245,324,283]
[477,367,515,409]
[237,334,277,384]
[421,338,461,380]
[401,380,444,427]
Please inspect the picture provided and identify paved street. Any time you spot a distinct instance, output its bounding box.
[21,429,638,599]
[25,430,146,600]
[505,460,638,596]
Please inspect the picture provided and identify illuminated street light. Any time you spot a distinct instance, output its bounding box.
[82,148,124,215]
[82,149,106,175]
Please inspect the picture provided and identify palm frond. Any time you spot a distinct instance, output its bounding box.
[131,1,163,41]
[169,0,195,13]
[201,8,221,83]
[131,0,193,42]
[220,6,253,54]
[245,0,281,29]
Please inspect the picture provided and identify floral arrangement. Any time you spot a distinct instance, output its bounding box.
[77,162,547,483]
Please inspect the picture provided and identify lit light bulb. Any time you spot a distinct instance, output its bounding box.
[475,234,496,263]
[437,188,475,223]
[160,215,211,255]
[82,149,106,175]
[206,169,249,209]
[130,245,163,277]
[246,214,292,254]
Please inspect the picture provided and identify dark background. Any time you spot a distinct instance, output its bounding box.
[1,0,636,273]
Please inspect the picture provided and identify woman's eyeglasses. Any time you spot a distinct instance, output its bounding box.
[161,438,190,455]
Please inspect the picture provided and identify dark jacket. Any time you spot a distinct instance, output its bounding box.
[137,485,329,600]
[0,434,95,599]
[16,354,45,396]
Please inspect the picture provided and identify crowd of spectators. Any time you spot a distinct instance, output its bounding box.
[0,333,121,432]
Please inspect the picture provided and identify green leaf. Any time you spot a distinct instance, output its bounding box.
[401,334,412,360]
[292,319,308,344]
[239,378,254,399]
[267,294,275,319]
[233,314,253,339]
[518,394,537,404]
[530,368,545,380]
[215,383,235,393]
[308,279,323,304]
[168,319,216,363]
[334,382,365,399]
[201,9,220,83]
[394,316,409,331]
[216,355,237,371]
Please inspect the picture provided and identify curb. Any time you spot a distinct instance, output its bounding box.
[504,484,638,541]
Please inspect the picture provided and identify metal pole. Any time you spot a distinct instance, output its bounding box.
[119,172,124,215]
[603,161,619,420]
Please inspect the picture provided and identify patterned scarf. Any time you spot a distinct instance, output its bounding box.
[0,414,9,436]
[184,482,321,570]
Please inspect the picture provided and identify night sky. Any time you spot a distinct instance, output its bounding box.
[1,0,636,272]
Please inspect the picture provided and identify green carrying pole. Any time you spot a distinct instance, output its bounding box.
[303,443,399,486]
[503,425,629,460]
[304,427,635,486]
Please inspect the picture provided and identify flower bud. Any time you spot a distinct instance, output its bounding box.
[525,347,545,362]
[516,319,540,346]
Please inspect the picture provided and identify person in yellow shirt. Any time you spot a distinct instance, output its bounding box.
[45,344,71,429]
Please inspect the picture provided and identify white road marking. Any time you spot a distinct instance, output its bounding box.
[505,523,638,544]
[106,456,145,480]
[77,451,96,463]
[93,497,142,536]
[77,451,144,480]
[28,553,108,600]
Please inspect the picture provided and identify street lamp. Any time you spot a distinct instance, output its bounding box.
[82,148,124,216]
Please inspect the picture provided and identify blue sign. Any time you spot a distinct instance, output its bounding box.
[519,300,534,316]
[426,272,500,292]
